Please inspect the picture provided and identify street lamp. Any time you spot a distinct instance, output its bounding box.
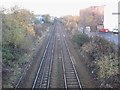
[91,6,96,32]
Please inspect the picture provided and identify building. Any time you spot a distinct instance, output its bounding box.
[104,1,118,32]
[79,5,104,32]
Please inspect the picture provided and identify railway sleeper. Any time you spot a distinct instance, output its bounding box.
[42,79,48,83]
[44,71,49,74]
[67,84,79,88]
[67,81,78,85]
[44,75,48,78]
[41,83,47,88]
[66,78,77,82]
[65,72,75,74]
[66,67,74,70]
[66,74,76,77]
[66,76,76,79]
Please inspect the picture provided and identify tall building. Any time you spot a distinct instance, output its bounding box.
[79,5,104,31]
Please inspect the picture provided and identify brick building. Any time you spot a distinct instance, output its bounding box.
[79,5,104,31]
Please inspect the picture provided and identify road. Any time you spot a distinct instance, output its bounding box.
[84,30,119,45]
[15,19,96,88]
[98,32,119,45]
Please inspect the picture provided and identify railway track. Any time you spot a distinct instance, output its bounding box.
[15,25,53,88]
[59,24,82,89]
[32,24,56,88]
[15,20,82,89]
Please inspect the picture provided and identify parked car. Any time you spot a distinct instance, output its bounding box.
[99,28,109,33]
[85,26,91,32]
[112,28,119,34]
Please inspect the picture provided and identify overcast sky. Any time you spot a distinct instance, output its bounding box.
[0,0,119,17]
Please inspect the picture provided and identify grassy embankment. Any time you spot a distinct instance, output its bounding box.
[2,8,51,88]
[72,33,119,88]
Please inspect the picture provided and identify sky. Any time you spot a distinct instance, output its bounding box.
[0,0,119,17]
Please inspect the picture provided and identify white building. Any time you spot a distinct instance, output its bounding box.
[104,1,118,32]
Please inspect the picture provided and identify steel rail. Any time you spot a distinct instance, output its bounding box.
[59,32,67,89]
[38,29,55,88]
[32,33,51,89]
[47,29,56,89]
[64,38,82,89]
[61,49,67,89]
[15,26,53,89]
[32,24,56,89]
[59,22,82,89]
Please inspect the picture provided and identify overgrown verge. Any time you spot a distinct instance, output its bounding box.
[1,7,51,88]
[72,33,120,88]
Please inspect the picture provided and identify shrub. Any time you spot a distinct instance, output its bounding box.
[2,43,23,62]
[2,8,36,57]
[73,33,90,47]
[97,54,119,79]
[2,47,14,61]
[77,33,119,88]
[82,36,116,60]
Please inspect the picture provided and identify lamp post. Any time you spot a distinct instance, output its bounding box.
[91,6,95,32]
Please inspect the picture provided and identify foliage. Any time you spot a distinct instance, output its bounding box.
[34,18,40,24]
[2,46,14,61]
[79,35,119,88]
[42,14,51,23]
[34,24,41,36]
[2,43,22,64]
[73,33,89,47]
[97,54,119,79]
[79,9,94,27]
[79,7,103,31]
[2,6,36,66]
[82,36,115,60]
[61,15,79,34]
[1,6,37,88]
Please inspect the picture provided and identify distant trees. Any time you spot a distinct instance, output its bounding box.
[61,15,79,35]
[79,9,93,28]
[34,18,41,24]
[79,6,104,31]
[42,14,51,23]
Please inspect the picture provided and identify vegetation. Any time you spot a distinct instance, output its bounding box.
[42,14,51,23]
[97,54,119,79]
[60,15,79,35]
[2,6,49,87]
[79,6,103,31]
[82,36,116,59]
[2,7,35,61]
[73,35,120,88]
[60,8,119,88]
[72,33,89,47]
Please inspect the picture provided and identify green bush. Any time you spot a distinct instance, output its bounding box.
[2,43,23,62]
[2,47,14,61]
[77,34,119,88]
[2,7,40,88]
[34,18,40,24]
[73,33,89,47]
[2,8,35,61]
[82,36,116,60]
